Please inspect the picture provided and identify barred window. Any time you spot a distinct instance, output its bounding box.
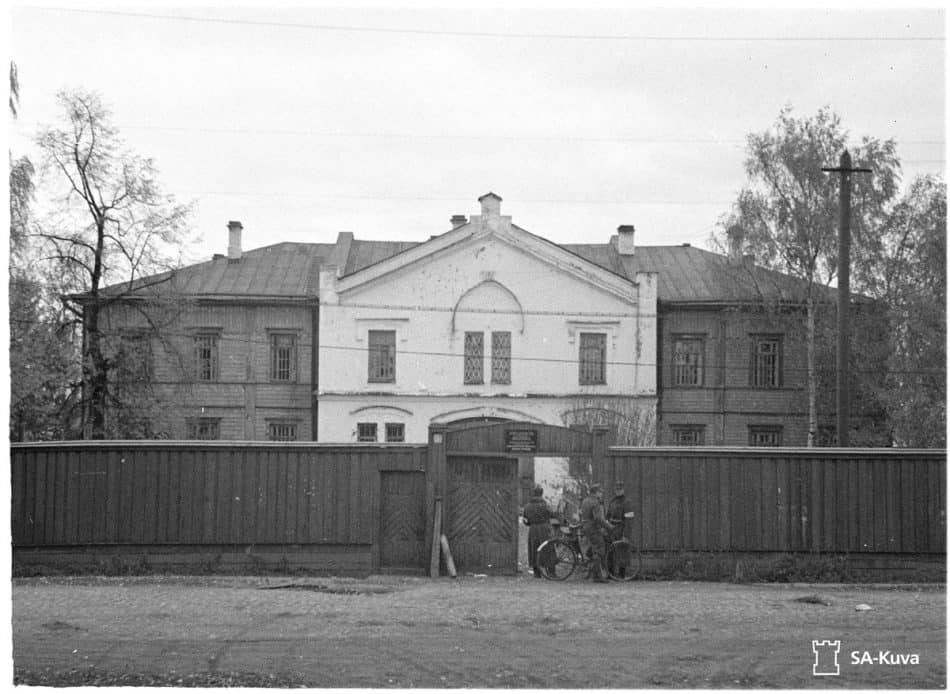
[672,425,705,445]
[491,331,511,384]
[357,422,378,442]
[749,425,783,447]
[187,418,220,440]
[368,330,396,383]
[579,333,606,385]
[270,333,297,382]
[385,423,405,443]
[267,421,298,441]
[194,333,219,382]
[752,335,782,388]
[464,332,484,384]
[672,337,704,386]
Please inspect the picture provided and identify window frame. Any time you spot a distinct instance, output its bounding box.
[193,331,220,382]
[748,425,783,447]
[578,332,607,385]
[671,424,706,446]
[385,422,405,443]
[671,334,705,387]
[269,331,298,383]
[357,422,378,442]
[186,417,221,440]
[491,331,512,385]
[750,334,783,388]
[463,331,484,385]
[367,330,396,383]
[266,420,299,442]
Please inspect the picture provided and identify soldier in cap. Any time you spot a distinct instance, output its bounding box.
[579,483,613,582]
[522,486,553,578]
[606,480,635,542]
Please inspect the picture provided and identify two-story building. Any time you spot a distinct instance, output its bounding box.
[88,192,831,445]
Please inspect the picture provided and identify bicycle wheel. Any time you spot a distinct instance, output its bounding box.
[605,539,641,581]
[537,538,578,581]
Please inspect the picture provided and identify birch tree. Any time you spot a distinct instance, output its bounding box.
[34,88,192,438]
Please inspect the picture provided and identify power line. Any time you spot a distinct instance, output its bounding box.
[14,120,946,148]
[38,8,947,42]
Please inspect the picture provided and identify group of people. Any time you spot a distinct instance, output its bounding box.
[522,480,633,582]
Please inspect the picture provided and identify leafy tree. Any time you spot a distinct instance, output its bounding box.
[33,88,192,438]
[717,105,901,445]
[871,175,946,446]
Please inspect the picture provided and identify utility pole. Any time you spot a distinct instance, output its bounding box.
[822,150,871,447]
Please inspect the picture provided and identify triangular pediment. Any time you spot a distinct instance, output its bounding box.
[335,221,637,303]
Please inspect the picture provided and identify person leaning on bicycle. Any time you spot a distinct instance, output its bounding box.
[579,483,613,583]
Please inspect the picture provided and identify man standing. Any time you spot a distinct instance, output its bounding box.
[606,480,634,543]
[579,483,613,583]
[522,486,553,578]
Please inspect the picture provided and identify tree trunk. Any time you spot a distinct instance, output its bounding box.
[84,301,108,439]
[806,297,817,447]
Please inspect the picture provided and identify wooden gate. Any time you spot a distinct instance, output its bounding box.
[445,456,518,574]
[379,471,427,571]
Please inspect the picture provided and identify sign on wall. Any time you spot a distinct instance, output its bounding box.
[505,429,538,454]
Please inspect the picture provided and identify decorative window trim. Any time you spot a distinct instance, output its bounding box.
[566,320,619,349]
[354,317,409,343]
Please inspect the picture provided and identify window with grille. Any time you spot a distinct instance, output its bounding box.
[579,333,606,385]
[491,331,511,384]
[187,417,220,440]
[672,337,704,386]
[751,335,782,388]
[368,330,396,382]
[464,332,484,384]
[672,425,705,445]
[194,333,219,382]
[749,425,783,447]
[267,421,298,441]
[385,423,405,442]
[357,422,377,442]
[270,333,297,382]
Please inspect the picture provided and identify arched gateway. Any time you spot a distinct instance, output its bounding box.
[428,421,608,575]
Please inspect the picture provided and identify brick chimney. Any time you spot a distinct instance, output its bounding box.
[478,192,502,219]
[450,214,468,229]
[726,224,744,261]
[617,224,635,255]
[227,221,243,262]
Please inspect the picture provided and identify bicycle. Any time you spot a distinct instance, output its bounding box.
[537,511,641,581]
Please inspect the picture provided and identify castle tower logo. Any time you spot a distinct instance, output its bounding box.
[812,639,842,676]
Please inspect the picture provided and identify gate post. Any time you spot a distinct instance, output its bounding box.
[426,424,448,577]
[592,425,610,485]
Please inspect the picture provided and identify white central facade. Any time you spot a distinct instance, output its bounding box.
[317,193,658,443]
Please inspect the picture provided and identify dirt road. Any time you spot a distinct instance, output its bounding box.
[11,575,946,688]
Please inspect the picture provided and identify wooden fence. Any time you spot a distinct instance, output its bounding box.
[11,442,429,572]
[10,440,947,575]
[602,448,946,554]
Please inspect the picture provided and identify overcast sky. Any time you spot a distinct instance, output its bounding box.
[8,4,946,265]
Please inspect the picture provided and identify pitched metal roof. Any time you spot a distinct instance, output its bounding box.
[109,232,817,304]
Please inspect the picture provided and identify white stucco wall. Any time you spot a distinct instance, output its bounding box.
[317,201,658,443]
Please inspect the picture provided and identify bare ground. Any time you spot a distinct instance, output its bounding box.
[11,574,946,688]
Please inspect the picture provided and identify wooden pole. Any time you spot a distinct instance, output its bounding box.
[429,498,442,578]
[822,151,871,447]
[439,534,457,578]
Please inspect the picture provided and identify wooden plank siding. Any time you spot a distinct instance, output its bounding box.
[600,448,946,554]
[11,443,427,550]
